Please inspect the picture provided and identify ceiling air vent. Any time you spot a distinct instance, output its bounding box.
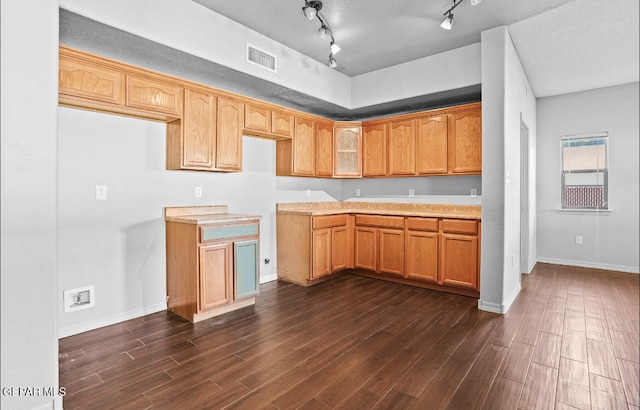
[246,44,277,73]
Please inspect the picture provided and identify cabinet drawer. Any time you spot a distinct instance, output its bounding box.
[313,214,348,230]
[200,223,259,242]
[355,214,404,229]
[406,217,439,232]
[441,219,478,235]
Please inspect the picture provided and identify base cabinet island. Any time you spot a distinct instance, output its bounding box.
[165,206,260,323]
[277,202,481,298]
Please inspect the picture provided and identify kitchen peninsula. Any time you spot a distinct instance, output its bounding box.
[277,201,481,298]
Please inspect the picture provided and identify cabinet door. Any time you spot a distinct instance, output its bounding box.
[331,226,348,272]
[405,231,438,283]
[440,234,478,289]
[58,54,125,106]
[354,227,377,271]
[448,106,482,174]
[388,119,416,175]
[362,123,387,176]
[199,243,232,311]
[378,229,404,276]
[244,103,271,133]
[416,114,448,174]
[271,109,295,138]
[234,239,260,300]
[216,97,244,171]
[182,89,217,169]
[334,126,362,177]
[315,121,334,177]
[293,116,316,176]
[312,228,332,279]
[125,75,183,116]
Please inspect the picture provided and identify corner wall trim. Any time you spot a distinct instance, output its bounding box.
[478,283,522,315]
[58,302,167,339]
[536,257,639,274]
[260,273,278,284]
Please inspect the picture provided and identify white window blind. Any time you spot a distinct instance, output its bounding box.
[561,133,609,210]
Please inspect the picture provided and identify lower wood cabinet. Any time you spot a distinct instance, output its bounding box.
[279,211,480,297]
[166,219,260,323]
[277,213,354,286]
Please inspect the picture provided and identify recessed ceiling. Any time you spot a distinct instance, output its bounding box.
[193,0,639,97]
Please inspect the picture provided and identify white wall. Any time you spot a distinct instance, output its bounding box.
[351,43,482,108]
[57,107,341,337]
[537,82,639,273]
[1,0,61,409]
[479,26,537,314]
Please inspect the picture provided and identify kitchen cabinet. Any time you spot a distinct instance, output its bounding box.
[405,217,439,283]
[315,120,335,177]
[243,104,295,140]
[448,104,482,174]
[388,119,416,175]
[333,123,362,177]
[354,214,405,276]
[216,97,244,171]
[271,109,295,139]
[439,219,479,290]
[125,74,183,117]
[276,115,316,176]
[167,88,217,170]
[277,213,353,285]
[416,114,448,175]
[244,103,271,134]
[362,122,387,177]
[165,208,260,323]
[58,51,125,108]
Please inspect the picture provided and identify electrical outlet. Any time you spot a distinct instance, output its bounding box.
[95,185,107,200]
[264,258,270,265]
[356,188,361,197]
[470,188,477,197]
[575,236,583,245]
[409,189,415,197]
[195,187,202,198]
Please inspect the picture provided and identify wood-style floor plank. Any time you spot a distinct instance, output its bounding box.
[58,264,639,409]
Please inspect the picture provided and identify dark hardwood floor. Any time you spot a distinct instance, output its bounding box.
[59,263,639,409]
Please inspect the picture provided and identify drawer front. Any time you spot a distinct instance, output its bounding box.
[313,214,348,230]
[406,217,439,232]
[441,219,478,235]
[355,214,405,229]
[201,223,259,242]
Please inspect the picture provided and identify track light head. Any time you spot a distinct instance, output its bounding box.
[470,0,482,5]
[440,13,454,30]
[317,24,331,39]
[302,0,323,20]
[329,55,337,68]
[330,42,341,55]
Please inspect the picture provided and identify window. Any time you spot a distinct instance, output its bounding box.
[561,133,608,210]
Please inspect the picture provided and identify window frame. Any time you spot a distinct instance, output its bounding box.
[560,132,609,211]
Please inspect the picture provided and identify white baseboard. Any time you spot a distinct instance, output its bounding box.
[58,302,167,339]
[260,273,278,283]
[478,283,521,315]
[536,257,639,274]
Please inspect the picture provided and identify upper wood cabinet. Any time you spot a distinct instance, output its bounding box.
[315,120,335,177]
[416,114,448,175]
[276,115,317,176]
[125,75,183,117]
[334,124,362,177]
[59,52,125,107]
[271,109,295,139]
[168,88,217,171]
[244,103,271,134]
[362,122,387,177]
[448,104,482,174]
[388,119,416,176]
[216,97,244,171]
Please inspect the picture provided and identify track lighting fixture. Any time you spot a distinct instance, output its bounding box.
[301,0,341,68]
[440,0,481,30]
